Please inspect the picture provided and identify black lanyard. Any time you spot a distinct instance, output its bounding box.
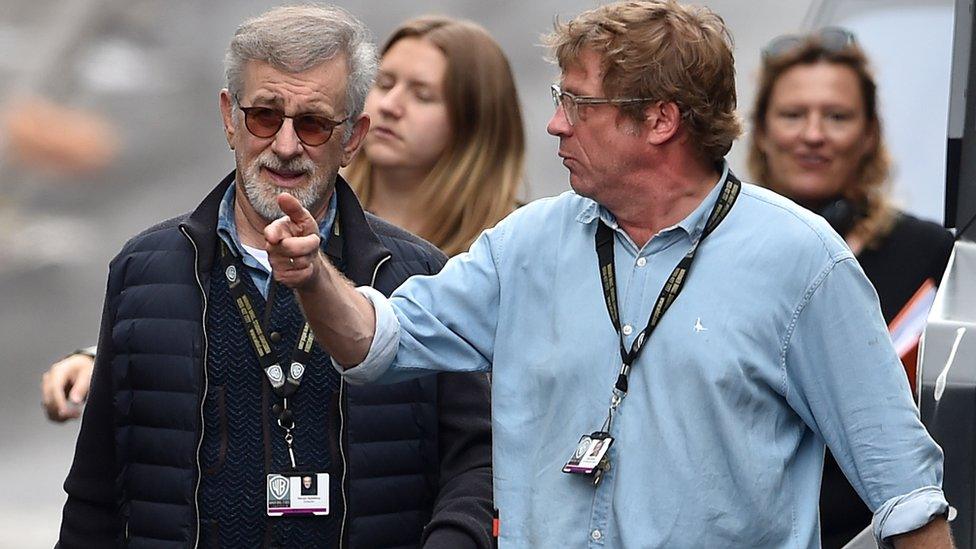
[219,242,315,398]
[596,175,740,418]
[217,215,343,468]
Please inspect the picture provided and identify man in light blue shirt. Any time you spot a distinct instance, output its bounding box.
[264,1,951,547]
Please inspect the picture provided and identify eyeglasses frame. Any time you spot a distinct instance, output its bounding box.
[550,83,655,126]
[233,93,349,146]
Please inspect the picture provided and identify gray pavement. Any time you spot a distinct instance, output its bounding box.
[0,1,804,546]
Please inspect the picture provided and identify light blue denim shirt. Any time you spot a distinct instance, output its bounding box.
[216,183,336,297]
[342,166,947,548]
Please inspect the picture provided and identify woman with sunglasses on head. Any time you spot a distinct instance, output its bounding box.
[748,28,954,548]
[41,16,524,421]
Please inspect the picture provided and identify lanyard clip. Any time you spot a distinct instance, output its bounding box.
[610,390,624,410]
[284,431,297,469]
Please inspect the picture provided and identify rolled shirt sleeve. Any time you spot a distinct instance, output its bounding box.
[782,256,947,546]
[332,285,400,385]
[874,486,949,547]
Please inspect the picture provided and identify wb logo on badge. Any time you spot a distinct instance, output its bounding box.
[268,474,290,502]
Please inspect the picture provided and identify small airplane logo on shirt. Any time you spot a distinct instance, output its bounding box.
[693,318,708,333]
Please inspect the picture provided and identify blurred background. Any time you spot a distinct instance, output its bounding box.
[0,0,956,545]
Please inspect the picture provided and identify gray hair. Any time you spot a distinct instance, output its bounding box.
[225,5,377,141]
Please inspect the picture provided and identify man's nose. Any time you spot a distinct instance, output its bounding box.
[272,118,304,159]
[547,105,572,137]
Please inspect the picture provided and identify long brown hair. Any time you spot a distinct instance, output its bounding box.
[748,36,894,248]
[346,16,525,256]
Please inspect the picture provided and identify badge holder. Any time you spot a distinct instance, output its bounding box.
[263,399,331,517]
[562,388,623,487]
[562,431,614,485]
[267,471,330,516]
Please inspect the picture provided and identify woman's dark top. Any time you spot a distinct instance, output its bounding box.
[820,211,954,548]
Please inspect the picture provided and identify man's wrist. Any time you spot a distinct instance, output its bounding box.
[70,346,97,359]
[297,251,337,295]
[890,516,953,548]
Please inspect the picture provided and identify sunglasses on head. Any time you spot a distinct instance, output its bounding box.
[234,94,348,146]
[762,27,857,60]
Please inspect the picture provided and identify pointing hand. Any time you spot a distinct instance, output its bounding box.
[264,193,325,290]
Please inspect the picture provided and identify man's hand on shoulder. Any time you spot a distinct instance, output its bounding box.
[265,193,326,291]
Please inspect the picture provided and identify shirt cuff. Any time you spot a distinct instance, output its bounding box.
[330,285,400,385]
[72,346,97,359]
[873,486,948,548]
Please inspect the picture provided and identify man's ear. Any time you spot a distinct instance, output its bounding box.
[339,114,370,167]
[219,89,237,149]
[642,101,681,146]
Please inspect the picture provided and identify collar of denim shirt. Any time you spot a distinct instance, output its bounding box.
[216,182,337,272]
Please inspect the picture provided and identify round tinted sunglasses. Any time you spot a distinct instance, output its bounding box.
[762,27,857,60]
[234,94,348,146]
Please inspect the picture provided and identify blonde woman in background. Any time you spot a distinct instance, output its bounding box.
[41,15,524,421]
[347,15,523,256]
[749,28,954,548]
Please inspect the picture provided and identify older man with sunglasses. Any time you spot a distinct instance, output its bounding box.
[267,2,951,548]
[57,6,493,548]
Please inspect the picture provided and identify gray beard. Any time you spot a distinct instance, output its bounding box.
[239,149,336,221]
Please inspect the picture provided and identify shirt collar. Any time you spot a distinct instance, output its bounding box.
[575,161,730,242]
[216,182,337,259]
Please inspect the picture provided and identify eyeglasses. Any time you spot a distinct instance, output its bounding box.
[550,84,654,126]
[234,94,348,146]
[762,27,857,60]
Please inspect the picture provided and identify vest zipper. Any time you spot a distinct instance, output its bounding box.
[338,252,392,548]
[371,255,392,288]
[180,225,210,549]
[338,379,349,548]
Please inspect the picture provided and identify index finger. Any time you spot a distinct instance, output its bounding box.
[277,193,317,232]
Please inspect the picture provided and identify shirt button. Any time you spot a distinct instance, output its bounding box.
[622,324,633,336]
[636,257,647,267]
[591,529,603,541]
[269,331,282,344]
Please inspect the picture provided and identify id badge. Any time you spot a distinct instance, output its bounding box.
[267,472,329,516]
[562,432,614,475]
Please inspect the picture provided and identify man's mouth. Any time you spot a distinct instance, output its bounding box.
[263,166,307,188]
